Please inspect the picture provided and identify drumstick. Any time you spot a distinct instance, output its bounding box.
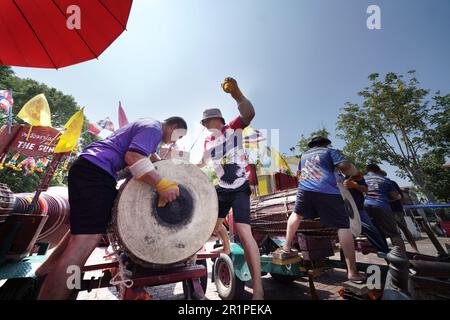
[189,127,206,152]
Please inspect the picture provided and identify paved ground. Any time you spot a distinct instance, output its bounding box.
[76,235,449,300]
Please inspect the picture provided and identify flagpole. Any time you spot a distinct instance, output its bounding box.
[189,127,206,152]
[118,101,121,129]
[7,89,13,134]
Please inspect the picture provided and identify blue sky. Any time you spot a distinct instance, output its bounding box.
[12,0,450,184]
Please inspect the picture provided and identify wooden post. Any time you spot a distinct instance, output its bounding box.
[418,219,448,257]
[26,153,64,214]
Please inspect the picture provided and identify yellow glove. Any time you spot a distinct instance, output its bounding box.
[221,77,238,94]
[155,178,179,207]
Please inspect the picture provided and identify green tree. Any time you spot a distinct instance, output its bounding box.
[0,66,99,192]
[337,71,449,202]
[295,127,330,154]
[293,127,366,172]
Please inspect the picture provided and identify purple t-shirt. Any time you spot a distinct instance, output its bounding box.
[80,118,162,180]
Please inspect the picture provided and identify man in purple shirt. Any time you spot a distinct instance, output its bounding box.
[36,117,187,300]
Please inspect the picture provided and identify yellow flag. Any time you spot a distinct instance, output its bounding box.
[270,147,290,172]
[54,108,84,153]
[17,94,52,127]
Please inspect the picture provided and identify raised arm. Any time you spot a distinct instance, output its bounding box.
[222,77,255,126]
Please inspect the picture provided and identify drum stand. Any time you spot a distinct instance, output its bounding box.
[78,250,218,300]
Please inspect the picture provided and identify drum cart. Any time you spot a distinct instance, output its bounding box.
[0,127,219,300]
[212,211,343,300]
[0,242,219,300]
[210,189,349,300]
[74,247,219,300]
[212,186,450,300]
[100,160,220,300]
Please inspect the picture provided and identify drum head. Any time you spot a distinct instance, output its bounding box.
[113,160,218,266]
[337,183,362,236]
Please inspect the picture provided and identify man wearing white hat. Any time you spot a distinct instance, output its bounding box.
[198,77,264,300]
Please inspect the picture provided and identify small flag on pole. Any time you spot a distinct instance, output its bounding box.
[243,127,266,148]
[118,101,129,128]
[88,123,102,135]
[17,93,52,127]
[0,90,14,134]
[97,117,115,132]
[54,108,85,153]
[0,90,13,113]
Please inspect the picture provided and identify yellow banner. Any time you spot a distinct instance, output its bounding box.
[54,108,84,153]
[17,94,52,127]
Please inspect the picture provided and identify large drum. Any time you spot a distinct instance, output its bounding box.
[11,186,70,247]
[250,186,361,236]
[0,183,15,221]
[110,160,218,268]
[0,183,16,223]
[250,189,297,235]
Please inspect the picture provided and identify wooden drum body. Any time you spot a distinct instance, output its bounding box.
[250,186,361,237]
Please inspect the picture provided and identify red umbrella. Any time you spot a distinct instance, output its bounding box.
[0,0,133,69]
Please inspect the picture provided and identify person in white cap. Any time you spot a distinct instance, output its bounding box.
[198,77,264,300]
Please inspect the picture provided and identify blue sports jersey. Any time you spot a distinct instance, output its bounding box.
[298,147,347,194]
[348,177,367,210]
[386,178,404,212]
[364,172,396,209]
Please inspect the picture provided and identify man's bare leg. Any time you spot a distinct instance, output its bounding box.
[235,223,263,300]
[212,218,231,255]
[283,213,302,252]
[37,234,101,300]
[35,230,71,277]
[338,228,365,281]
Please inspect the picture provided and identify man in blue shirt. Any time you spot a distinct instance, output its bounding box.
[283,137,365,283]
[343,174,389,253]
[364,164,405,252]
[379,170,418,252]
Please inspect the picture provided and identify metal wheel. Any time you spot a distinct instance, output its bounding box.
[213,253,245,300]
[182,259,208,299]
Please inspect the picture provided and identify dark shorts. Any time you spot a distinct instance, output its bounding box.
[217,183,251,225]
[68,157,117,235]
[294,189,350,229]
[365,206,401,238]
[392,211,408,231]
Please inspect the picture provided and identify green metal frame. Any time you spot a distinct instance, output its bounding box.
[230,240,306,282]
[0,242,50,280]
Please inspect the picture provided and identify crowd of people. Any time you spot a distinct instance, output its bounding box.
[33,77,413,300]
